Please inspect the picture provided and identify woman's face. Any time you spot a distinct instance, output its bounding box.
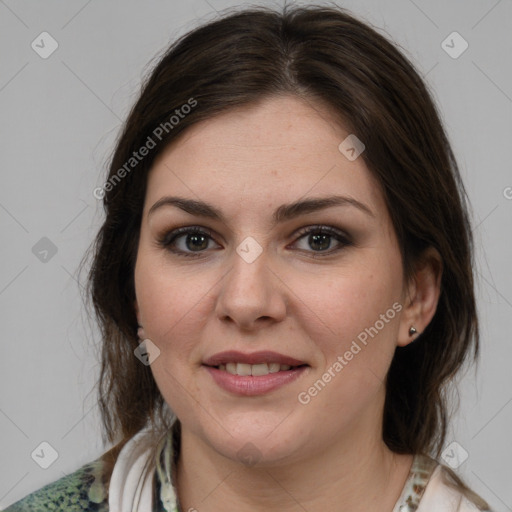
[134,95,411,465]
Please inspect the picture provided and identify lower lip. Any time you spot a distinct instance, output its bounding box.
[203,365,308,396]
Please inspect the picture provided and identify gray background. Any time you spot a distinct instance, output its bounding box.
[0,0,511,510]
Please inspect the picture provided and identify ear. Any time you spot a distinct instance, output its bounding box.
[397,247,443,347]
[134,300,141,325]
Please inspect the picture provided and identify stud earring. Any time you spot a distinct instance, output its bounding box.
[137,325,146,340]
[409,326,417,337]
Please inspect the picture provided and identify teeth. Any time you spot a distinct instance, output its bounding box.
[251,363,270,376]
[236,363,252,376]
[219,362,297,376]
[268,363,281,373]
[226,362,237,374]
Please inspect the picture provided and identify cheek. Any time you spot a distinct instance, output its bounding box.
[135,249,210,341]
[134,253,221,411]
[290,257,403,404]
[293,272,402,420]
[294,263,401,344]
[136,263,211,415]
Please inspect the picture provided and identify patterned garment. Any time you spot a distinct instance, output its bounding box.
[2,458,109,511]
[2,426,490,512]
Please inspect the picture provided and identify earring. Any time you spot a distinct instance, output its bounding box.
[409,326,417,337]
[137,325,146,340]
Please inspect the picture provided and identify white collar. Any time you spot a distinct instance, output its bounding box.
[108,429,161,512]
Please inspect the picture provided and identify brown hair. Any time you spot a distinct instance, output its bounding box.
[81,2,482,496]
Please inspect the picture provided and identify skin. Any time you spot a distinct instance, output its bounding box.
[134,94,442,512]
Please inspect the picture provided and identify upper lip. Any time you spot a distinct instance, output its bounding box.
[202,350,307,367]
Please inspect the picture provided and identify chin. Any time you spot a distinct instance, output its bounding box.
[198,413,308,467]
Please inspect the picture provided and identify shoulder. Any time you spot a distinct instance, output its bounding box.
[2,457,109,512]
[418,463,493,512]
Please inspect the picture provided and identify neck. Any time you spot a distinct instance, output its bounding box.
[174,416,413,512]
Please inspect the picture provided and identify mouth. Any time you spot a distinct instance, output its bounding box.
[201,350,310,396]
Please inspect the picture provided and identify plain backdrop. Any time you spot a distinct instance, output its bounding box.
[1,0,511,510]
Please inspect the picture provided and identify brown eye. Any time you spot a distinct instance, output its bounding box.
[292,225,352,256]
[158,226,219,257]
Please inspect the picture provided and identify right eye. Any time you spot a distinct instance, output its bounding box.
[157,226,220,258]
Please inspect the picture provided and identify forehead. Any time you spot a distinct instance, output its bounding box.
[144,95,387,222]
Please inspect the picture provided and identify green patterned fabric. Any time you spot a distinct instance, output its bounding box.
[3,458,108,511]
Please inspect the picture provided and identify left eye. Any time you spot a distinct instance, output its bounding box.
[157,225,351,258]
[293,225,351,255]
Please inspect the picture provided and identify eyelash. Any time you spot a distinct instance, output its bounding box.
[156,225,352,259]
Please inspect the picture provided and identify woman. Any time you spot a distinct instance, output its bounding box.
[5,4,493,511]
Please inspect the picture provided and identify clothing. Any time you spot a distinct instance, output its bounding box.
[3,420,492,512]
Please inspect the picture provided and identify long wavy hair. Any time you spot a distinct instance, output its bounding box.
[80,3,483,502]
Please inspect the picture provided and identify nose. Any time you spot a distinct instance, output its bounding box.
[214,243,287,331]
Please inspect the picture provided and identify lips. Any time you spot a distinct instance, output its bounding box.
[202,350,307,368]
[203,365,309,396]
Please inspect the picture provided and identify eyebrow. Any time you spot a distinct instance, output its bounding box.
[147,194,375,226]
